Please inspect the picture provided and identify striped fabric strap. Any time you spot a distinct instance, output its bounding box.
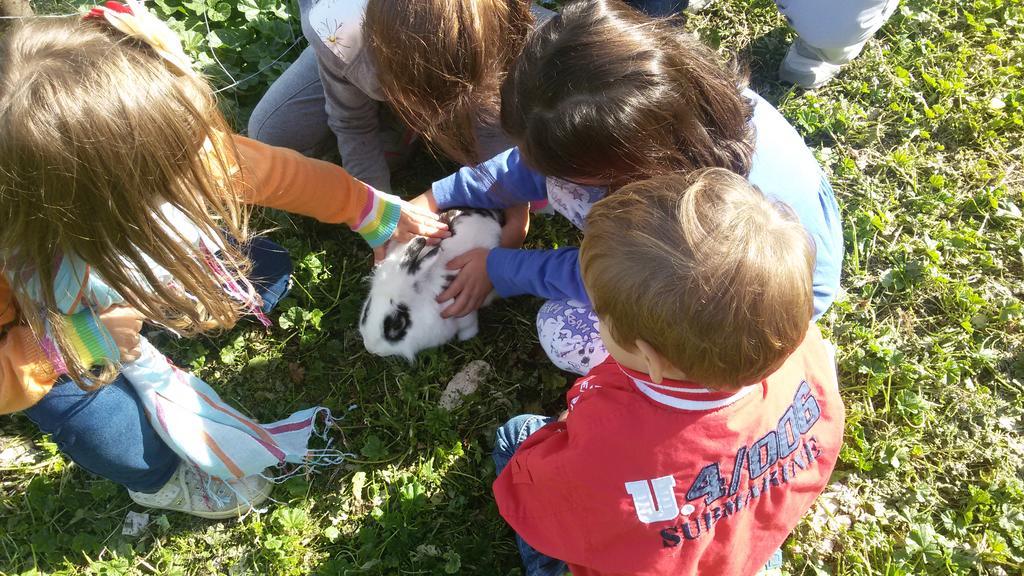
[354,185,402,248]
[41,310,120,375]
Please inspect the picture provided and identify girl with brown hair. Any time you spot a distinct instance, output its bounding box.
[0,2,443,518]
[248,0,553,190]
[413,0,843,376]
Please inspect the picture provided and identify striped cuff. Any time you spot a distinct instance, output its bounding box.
[42,310,120,375]
[353,185,402,248]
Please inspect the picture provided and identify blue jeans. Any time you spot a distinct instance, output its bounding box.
[494,415,567,576]
[624,0,687,16]
[24,374,179,492]
[22,237,293,493]
[246,236,294,314]
[493,415,785,575]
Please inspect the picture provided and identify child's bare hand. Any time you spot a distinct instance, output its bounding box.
[438,248,493,318]
[98,306,144,363]
[501,204,530,249]
[373,201,450,262]
[394,200,449,244]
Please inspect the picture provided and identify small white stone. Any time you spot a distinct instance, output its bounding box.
[122,511,150,537]
[0,436,40,466]
[439,360,491,410]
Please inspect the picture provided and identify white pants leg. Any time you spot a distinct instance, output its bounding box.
[776,0,900,86]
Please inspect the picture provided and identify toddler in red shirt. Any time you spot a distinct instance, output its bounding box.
[492,169,846,576]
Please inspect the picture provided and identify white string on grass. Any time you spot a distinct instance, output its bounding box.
[211,37,302,94]
[203,11,237,86]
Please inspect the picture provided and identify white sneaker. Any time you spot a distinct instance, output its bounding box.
[778,39,844,89]
[128,462,273,520]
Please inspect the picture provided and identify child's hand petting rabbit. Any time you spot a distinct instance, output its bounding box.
[438,248,492,319]
[372,200,451,263]
[361,208,504,360]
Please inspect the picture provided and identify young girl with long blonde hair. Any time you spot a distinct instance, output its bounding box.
[0,2,444,518]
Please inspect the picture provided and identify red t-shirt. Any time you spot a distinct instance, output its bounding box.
[493,325,845,576]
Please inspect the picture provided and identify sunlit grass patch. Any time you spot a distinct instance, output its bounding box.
[1,0,1022,574]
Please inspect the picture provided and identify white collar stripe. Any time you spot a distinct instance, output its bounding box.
[640,380,716,394]
[630,376,754,411]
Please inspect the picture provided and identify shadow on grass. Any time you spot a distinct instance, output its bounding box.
[739,27,795,105]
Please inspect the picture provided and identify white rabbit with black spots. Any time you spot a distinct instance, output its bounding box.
[360,208,503,361]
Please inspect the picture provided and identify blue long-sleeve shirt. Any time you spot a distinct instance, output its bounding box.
[431,90,844,318]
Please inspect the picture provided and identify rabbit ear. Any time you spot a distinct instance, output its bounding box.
[439,209,461,224]
[400,238,441,275]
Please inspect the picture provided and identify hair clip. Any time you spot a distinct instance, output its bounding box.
[84,1,132,21]
[83,0,195,77]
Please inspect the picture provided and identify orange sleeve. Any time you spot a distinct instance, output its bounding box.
[231,135,372,227]
[0,277,58,415]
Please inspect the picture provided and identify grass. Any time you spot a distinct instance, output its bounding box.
[1,0,1023,574]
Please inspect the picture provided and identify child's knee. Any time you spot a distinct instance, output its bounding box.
[534,299,585,345]
[535,300,607,375]
[494,415,549,458]
[51,414,177,491]
[494,415,530,454]
[244,237,294,313]
[246,96,277,144]
[44,382,178,491]
[246,96,299,148]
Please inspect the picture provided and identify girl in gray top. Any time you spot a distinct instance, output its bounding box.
[248,0,553,192]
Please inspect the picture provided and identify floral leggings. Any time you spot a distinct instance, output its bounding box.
[535,300,610,375]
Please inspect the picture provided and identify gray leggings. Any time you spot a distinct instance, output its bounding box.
[246,46,413,165]
[247,46,335,158]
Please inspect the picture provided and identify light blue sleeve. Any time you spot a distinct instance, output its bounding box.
[431,148,549,209]
[6,254,123,314]
[746,91,844,318]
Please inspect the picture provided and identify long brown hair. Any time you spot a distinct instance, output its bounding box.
[0,17,251,388]
[501,0,755,184]
[365,0,533,166]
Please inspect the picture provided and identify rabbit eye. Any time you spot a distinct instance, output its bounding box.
[383,304,411,342]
